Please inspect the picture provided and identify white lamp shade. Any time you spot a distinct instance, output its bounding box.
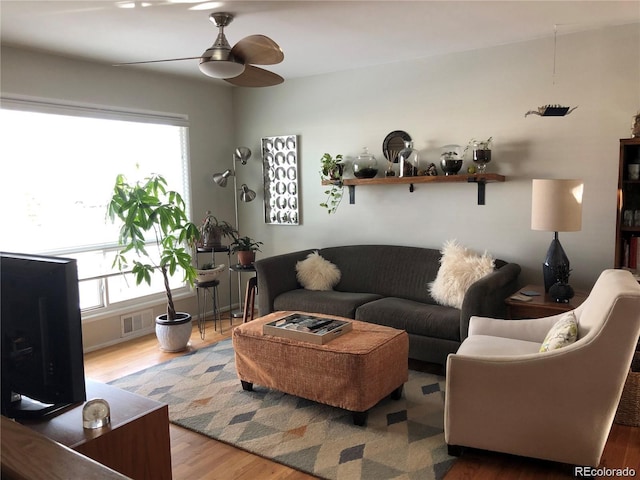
[531,179,584,232]
[199,59,245,79]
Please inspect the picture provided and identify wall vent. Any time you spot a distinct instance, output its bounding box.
[120,309,154,337]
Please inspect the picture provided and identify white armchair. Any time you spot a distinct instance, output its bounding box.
[445,269,640,467]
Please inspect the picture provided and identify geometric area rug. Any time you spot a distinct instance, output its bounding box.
[109,339,454,480]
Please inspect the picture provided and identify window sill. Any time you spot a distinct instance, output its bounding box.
[81,287,194,324]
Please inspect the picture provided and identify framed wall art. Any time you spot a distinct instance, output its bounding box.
[262,135,299,225]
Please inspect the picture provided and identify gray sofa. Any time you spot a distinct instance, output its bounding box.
[255,245,521,366]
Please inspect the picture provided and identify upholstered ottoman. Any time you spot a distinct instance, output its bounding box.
[232,311,409,425]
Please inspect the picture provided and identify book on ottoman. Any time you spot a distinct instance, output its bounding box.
[263,313,352,344]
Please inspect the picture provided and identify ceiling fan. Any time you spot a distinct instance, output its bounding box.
[114,12,284,87]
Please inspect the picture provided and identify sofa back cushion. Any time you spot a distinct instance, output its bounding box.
[319,245,443,304]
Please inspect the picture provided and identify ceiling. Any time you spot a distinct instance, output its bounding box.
[1,1,639,86]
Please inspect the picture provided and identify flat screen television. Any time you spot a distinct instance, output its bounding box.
[1,252,86,418]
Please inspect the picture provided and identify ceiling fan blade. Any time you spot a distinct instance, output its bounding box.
[231,35,284,66]
[113,57,201,66]
[224,65,284,88]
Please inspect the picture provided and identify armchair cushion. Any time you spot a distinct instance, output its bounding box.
[295,251,341,291]
[457,334,541,356]
[429,239,495,309]
[539,312,578,352]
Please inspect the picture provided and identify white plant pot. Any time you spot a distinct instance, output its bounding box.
[195,264,226,285]
[155,313,192,352]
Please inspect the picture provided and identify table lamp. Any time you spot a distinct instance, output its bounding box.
[531,179,584,292]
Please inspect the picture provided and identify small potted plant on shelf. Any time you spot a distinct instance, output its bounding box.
[230,235,263,267]
[319,153,344,214]
[107,173,200,352]
[463,137,493,174]
[199,211,237,248]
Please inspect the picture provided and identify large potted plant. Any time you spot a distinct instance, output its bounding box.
[230,235,263,266]
[199,211,237,248]
[107,173,200,352]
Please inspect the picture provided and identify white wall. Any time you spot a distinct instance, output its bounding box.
[2,23,638,349]
[232,23,640,291]
[1,46,238,350]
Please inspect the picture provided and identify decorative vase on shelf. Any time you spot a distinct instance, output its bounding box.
[398,141,419,177]
[440,144,463,175]
[328,164,344,181]
[472,141,492,173]
[353,147,379,179]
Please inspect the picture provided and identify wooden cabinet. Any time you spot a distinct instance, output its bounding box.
[615,138,640,271]
[19,380,172,480]
[1,416,130,480]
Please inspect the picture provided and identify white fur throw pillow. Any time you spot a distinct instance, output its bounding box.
[428,240,495,309]
[296,251,341,291]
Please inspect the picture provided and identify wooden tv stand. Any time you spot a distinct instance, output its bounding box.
[17,379,172,480]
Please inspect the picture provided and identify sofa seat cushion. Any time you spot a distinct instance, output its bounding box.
[355,297,461,341]
[273,289,383,318]
[457,334,541,356]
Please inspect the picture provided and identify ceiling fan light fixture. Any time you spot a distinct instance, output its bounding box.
[113,11,283,87]
[199,58,245,78]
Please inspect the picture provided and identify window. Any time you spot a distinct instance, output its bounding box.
[0,97,192,318]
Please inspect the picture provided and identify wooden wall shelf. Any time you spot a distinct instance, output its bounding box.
[322,173,505,205]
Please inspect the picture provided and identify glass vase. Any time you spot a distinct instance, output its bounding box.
[398,141,419,177]
[473,142,492,173]
[353,147,379,179]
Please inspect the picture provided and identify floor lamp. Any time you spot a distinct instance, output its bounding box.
[531,179,584,292]
[212,146,257,317]
[212,146,257,230]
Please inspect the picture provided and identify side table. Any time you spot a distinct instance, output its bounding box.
[229,264,256,319]
[505,284,588,319]
[196,245,232,334]
[196,279,221,336]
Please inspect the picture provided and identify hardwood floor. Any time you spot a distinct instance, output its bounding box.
[84,314,315,480]
[84,314,640,479]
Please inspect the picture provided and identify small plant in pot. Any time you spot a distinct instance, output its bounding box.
[463,137,493,174]
[199,211,237,248]
[107,173,200,352]
[319,153,344,214]
[549,264,575,303]
[230,235,263,267]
